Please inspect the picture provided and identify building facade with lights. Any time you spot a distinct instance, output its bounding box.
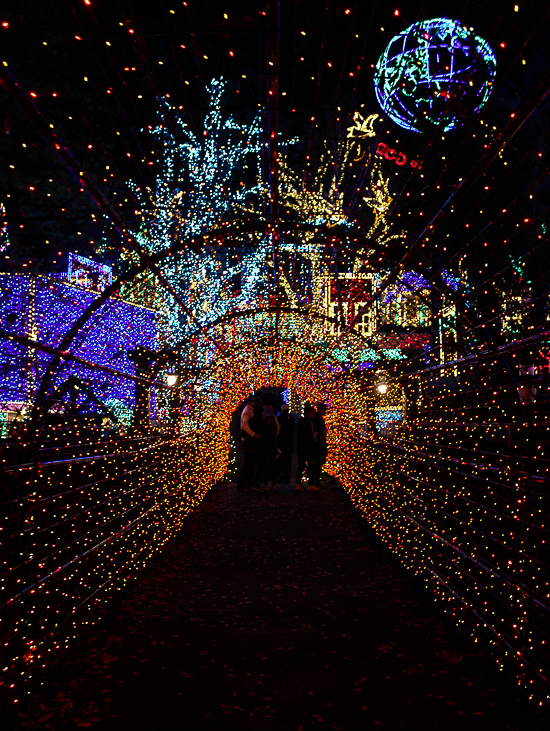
[0,258,157,433]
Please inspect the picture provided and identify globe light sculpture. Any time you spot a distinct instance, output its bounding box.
[374,18,497,133]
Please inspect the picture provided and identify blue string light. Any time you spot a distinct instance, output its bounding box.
[0,274,157,419]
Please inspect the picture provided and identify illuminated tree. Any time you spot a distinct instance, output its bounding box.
[127,78,269,344]
[277,113,404,333]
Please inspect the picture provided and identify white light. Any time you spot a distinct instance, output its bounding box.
[166,374,178,386]
[377,383,388,394]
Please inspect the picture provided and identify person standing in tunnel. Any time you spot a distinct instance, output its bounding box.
[237,395,260,492]
[311,402,328,488]
[277,404,295,485]
[239,403,265,492]
[296,402,319,492]
[260,412,280,491]
[248,404,266,491]
[240,394,258,435]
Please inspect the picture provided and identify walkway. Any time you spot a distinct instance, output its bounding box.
[15,482,547,730]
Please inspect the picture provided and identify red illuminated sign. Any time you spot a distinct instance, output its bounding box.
[376,143,422,170]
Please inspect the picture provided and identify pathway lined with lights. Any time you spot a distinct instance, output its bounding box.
[17,482,545,731]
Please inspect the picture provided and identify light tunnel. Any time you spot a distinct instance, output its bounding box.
[1,0,550,717]
[2,247,547,709]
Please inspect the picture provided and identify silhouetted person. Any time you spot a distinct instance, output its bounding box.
[311,402,328,487]
[237,395,260,492]
[296,402,319,492]
[277,405,295,485]
[247,405,266,492]
[240,394,259,438]
[260,413,280,491]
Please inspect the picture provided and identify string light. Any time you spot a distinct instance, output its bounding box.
[0,202,8,253]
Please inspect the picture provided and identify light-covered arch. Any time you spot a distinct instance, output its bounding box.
[172,322,376,500]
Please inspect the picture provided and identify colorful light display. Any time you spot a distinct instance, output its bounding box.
[276,113,407,329]
[1,1,549,714]
[67,253,112,292]
[374,18,497,133]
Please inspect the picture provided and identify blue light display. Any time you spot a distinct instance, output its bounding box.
[374,18,497,133]
[0,274,29,406]
[0,274,157,422]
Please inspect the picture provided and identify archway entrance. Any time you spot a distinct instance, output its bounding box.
[171,335,374,505]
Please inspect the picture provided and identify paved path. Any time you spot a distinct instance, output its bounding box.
[16,483,547,730]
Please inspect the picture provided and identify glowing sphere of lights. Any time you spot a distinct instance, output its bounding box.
[374,18,497,133]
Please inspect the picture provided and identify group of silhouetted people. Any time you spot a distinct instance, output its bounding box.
[237,392,328,493]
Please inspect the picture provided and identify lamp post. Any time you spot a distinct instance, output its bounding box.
[166,373,181,429]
